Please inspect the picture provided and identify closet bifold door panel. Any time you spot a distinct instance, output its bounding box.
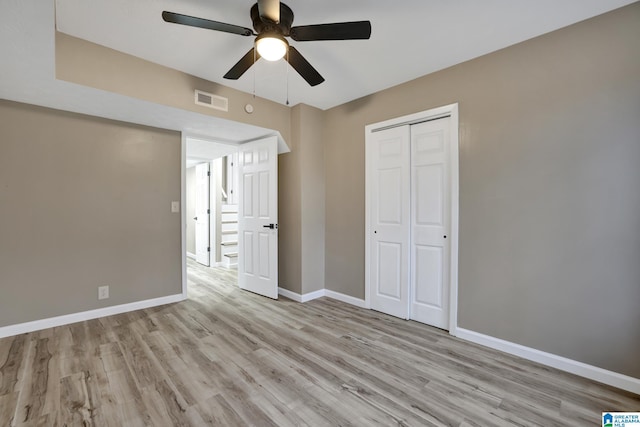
[367,115,452,330]
[368,126,411,319]
[410,118,451,329]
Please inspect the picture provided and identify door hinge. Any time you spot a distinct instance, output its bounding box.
[207,247,210,252]
[207,171,211,176]
[207,209,210,214]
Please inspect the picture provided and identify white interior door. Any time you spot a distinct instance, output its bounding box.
[237,136,278,299]
[369,126,411,319]
[410,118,451,328]
[195,162,210,266]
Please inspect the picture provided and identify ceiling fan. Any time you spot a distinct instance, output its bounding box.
[162,0,371,86]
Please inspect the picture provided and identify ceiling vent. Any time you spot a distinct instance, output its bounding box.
[194,90,228,112]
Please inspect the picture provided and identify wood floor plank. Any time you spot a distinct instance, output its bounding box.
[13,338,51,424]
[0,336,14,380]
[116,400,150,427]
[0,259,638,426]
[0,391,19,426]
[0,335,27,396]
[107,364,140,404]
[107,369,147,424]
[59,371,96,426]
[192,394,250,426]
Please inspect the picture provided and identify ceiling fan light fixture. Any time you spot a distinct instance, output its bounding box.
[255,33,288,61]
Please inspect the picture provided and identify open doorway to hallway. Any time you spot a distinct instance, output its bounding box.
[186,154,239,268]
[185,138,239,291]
[183,135,282,300]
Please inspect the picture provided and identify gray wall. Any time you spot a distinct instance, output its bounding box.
[278,107,303,294]
[186,166,196,255]
[278,104,326,295]
[299,105,326,295]
[324,3,640,378]
[0,100,182,327]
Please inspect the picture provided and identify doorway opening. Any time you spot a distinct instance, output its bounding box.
[184,139,240,302]
[186,152,239,269]
[182,135,282,301]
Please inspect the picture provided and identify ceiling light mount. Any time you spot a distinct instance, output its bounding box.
[255,32,288,61]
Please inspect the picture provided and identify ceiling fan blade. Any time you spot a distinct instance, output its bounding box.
[258,0,280,24]
[290,21,371,41]
[223,48,260,80]
[286,46,324,86]
[162,11,254,37]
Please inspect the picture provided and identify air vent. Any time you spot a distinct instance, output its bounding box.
[194,90,228,112]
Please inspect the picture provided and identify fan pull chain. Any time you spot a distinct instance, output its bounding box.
[252,48,256,99]
[285,49,290,106]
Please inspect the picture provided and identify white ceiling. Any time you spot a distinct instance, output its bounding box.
[54,0,636,110]
[0,1,635,143]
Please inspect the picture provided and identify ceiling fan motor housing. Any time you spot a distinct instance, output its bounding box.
[251,3,294,35]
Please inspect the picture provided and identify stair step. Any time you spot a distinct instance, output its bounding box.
[221,220,237,224]
[221,241,238,246]
[221,204,238,213]
[221,230,237,235]
[224,252,238,258]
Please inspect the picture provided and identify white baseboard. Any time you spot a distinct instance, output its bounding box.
[278,288,325,303]
[301,289,325,302]
[0,294,186,339]
[278,287,303,302]
[277,287,366,307]
[186,252,196,260]
[324,290,367,308]
[456,328,640,395]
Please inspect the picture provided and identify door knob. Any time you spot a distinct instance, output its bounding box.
[263,223,278,229]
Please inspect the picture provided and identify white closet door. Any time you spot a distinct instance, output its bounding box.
[410,118,451,329]
[369,126,411,319]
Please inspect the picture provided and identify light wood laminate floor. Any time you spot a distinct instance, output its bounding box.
[1,259,638,426]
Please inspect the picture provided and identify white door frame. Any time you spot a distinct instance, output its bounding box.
[364,103,460,335]
[194,162,211,266]
[181,134,187,299]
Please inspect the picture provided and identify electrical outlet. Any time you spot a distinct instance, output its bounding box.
[98,285,109,300]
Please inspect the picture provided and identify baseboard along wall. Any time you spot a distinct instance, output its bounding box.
[454,328,640,395]
[277,287,367,308]
[0,294,186,339]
